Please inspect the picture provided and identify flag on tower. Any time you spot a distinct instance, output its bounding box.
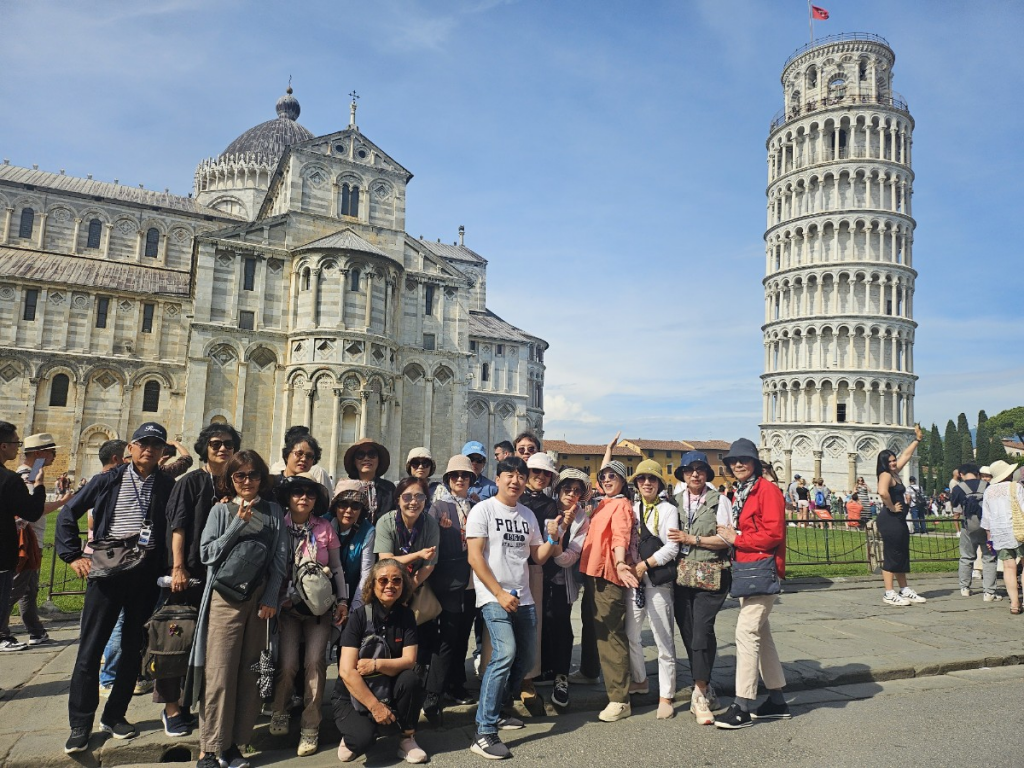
[811,5,829,20]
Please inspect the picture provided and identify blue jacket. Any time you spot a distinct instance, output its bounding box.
[470,474,498,503]
[56,463,175,564]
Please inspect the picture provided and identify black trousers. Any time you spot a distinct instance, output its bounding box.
[578,576,600,678]
[541,580,573,676]
[333,668,423,755]
[69,561,160,728]
[445,590,478,694]
[673,569,730,684]
[424,588,471,696]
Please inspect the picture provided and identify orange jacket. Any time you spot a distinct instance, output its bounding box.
[579,496,634,586]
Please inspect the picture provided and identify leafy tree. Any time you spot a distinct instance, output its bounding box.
[943,419,959,481]
[988,406,1024,445]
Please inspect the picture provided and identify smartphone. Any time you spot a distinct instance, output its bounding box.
[27,456,45,483]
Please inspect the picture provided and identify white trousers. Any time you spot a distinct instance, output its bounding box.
[624,582,676,699]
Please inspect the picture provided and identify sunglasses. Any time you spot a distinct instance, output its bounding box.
[290,488,319,499]
[469,456,486,464]
[375,576,404,587]
[635,475,660,484]
[335,502,364,512]
[232,470,261,483]
[400,492,427,503]
[355,450,378,460]
[560,485,584,497]
[516,446,537,455]
[409,458,432,468]
[449,472,474,482]
[208,439,234,451]
[599,472,621,481]
[529,468,551,475]
[135,438,165,450]
[290,450,315,461]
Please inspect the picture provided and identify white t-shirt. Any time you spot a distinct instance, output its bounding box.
[465,496,542,608]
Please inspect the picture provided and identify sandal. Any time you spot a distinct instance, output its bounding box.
[1010,605,1021,615]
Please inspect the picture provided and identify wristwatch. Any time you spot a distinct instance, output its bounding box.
[695,535,701,547]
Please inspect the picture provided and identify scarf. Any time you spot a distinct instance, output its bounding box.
[731,478,757,526]
[396,511,424,558]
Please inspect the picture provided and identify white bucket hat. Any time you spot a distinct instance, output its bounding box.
[526,452,558,480]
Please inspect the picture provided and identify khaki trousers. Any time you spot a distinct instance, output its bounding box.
[200,587,267,754]
[271,608,331,730]
[734,594,786,700]
[585,575,630,704]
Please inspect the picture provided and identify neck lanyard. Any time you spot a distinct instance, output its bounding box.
[683,490,706,532]
[126,466,152,519]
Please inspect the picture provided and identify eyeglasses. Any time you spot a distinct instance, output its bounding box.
[135,438,164,450]
[0,440,23,446]
[232,470,261,483]
[449,472,474,482]
[529,468,550,475]
[290,488,319,499]
[559,486,583,497]
[469,456,486,465]
[400,493,427,503]
[375,576,404,587]
[290,450,315,461]
[355,450,378,460]
[208,439,234,451]
[409,458,432,468]
[635,475,660,485]
[516,446,537,456]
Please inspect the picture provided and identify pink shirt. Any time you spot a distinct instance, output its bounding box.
[284,514,340,566]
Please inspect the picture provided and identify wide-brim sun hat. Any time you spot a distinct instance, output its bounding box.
[989,460,1017,484]
[277,471,330,511]
[598,460,628,483]
[406,446,436,476]
[722,438,760,467]
[674,450,714,482]
[343,438,391,479]
[554,467,592,502]
[630,458,666,490]
[23,433,60,452]
[332,478,369,510]
[526,452,558,479]
[443,454,476,484]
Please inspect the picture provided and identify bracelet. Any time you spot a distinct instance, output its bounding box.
[546,535,557,545]
[615,561,627,567]
[373,659,378,672]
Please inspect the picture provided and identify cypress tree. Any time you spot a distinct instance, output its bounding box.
[943,419,959,482]
[929,424,943,494]
[957,412,971,450]
[975,421,990,466]
[989,430,1009,462]
[961,431,975,464]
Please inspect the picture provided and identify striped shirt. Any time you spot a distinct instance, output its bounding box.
[108,463,155,540]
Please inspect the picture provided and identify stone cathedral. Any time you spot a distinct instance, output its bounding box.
[759,34,918,492]
[0,89,547,481]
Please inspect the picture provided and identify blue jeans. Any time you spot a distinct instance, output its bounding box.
[477,602,536,735]
[100,610,125,688]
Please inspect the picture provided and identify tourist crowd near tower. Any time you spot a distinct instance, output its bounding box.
[0,89,547,481]
[759,33,918,491]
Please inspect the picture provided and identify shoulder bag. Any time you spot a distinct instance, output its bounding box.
[729,554,781,598]
[352,604,396,714]
[408,581,442,625]
[637,511,675,586]
[87,532,148,579]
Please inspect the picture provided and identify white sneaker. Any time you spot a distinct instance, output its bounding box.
[598,701,631,722]
[706,684,720,711]
[984,593,1004,602]
[691,689,713,725]
[473,655,482,677]
[883,591,910,607]
[960,587,971,597]
[900,588,927,604]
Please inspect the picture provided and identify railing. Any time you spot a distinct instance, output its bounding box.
[782,32,892,71]
[45,532,87,600]
[771,92,910,132]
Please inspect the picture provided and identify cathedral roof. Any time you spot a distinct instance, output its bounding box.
[0,247,190,296]
[468,308,535,344]
[294,229,389,258]
[417,238,487,265]
[219,87,315,165]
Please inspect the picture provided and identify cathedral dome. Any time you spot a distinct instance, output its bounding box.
[219,86,314,165]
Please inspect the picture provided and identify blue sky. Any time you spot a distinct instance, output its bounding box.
[2,0,1021,445]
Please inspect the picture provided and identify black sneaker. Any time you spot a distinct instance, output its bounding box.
[422,692,443,727]
[496,715,524,730]
[752,698,792,720]
[100,719,138,740]
[445,687,477,705]
[550,674,569,708]
[64,726,92,754]
[714,703,753,729]
[470,731,511,759]
[28,633,54,646]
[163,709,191,737]
[196,754,222,768]
[222,744,251,768]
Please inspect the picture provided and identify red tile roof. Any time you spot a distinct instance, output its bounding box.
[685,440,733,451]
[544,440,641,458]
[623,439,694,452]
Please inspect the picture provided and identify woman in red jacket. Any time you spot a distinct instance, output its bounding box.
[713,438,790,730]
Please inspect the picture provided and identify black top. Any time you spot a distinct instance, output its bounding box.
[165,468,220,577]
[521,488,559,575]
[334,601,418,701]
[796,486,810,502]
[0,464,45,571]
[887,473,907,514]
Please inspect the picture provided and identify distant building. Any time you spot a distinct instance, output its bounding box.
[545,438,732,488]
[1003,439,1024,459]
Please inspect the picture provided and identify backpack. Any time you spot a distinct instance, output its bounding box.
[212,515,274,603]
[292,531,335,616]
[351,604,394,714]
[16,522,41,574]
[957,480,987,532]
[814,488,827,507]
[144,603,198,679]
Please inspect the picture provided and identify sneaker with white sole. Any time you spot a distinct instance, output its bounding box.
[900,588,927,604]
[0,637,26,652]
[960,587,971,597]
[397,735,427,764]
[64,726,92,754]
[751,698,792,720]
[550,674,569,708]
[100,719,138,740]
[28,633,54,646]
[268,711,290,737]
[984,593,1004,602]
[470,731,511,760]
[628,680,649,695]
[691,689,714,725]
[883,591,910,607]
[598,701,631,722]
[706,684,720,711]
[568,669,601,685]
[714,703,752,729]
[496,716,524,730]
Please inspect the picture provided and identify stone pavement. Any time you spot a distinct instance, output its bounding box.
[1,572,1020,767]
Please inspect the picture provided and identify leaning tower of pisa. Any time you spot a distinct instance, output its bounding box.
[759,33,918,493]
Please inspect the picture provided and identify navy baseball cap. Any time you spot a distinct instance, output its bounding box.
[131,422,167,444]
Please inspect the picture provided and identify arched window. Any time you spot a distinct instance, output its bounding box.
[87,218,102,249]
[142,380,161,412]
[144,227,160,258]
[350,268,361,292]
[302,268,311,291]
[18,208,34,239]
[49,374,69,407]
[340,183,360,217]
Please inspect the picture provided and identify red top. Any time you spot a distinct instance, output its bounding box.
[733,478,786,579]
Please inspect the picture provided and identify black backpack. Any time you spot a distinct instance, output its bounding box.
[144,603,198,679]
[351,605,395,714]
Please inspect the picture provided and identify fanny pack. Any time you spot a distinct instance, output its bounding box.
[87,529,151,580]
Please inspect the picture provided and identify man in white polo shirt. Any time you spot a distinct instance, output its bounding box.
[466,456,563,760]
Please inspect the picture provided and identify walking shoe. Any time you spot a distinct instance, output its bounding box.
[550,674,570,708]
[960,587,971,597]
[628,679,649,695]
[28,633,54,646]
[714,703,753,729]
[496,715,524,730]
[422,692,443,727]
[470,731,511,759]
[337,738,355,762]
[221,745,250,768]
[706,684,721,711]
[64,726,92,754]
[984,593,1004,602]
[752,698,792,720]
[297,728,318,757]
[100,719,138,740]
[900,587,927,604]
[883,591,910,607]
[162,709,191,737]
[691,689,714,725]
[519,678,537,700]
[657,700,675,719]
[196,753,221,768]
[568,668,601,684]
[0,637,26,652]
[397,735,428,763]
[269,711,290,736]
[99,684,112,698]
[133,677,155,695]
[598,701,631,722]
[445,687,477,705]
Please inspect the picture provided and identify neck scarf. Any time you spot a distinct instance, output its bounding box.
[396,510,424,557]
[639,497,660,535]
[731,478,757,526]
